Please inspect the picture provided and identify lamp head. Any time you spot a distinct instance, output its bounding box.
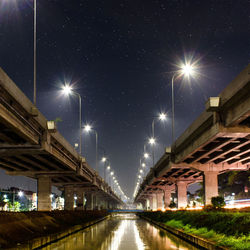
[159,113,167,121]
[84,124,92,132]
[144,153,149,159]
[149,137,156,145]
[62,84,72,95]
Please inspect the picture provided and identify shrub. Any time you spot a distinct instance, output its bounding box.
[211,196,225,209]
[169,201,176,208]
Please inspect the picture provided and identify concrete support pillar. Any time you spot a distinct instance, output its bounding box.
[177,181,188,209]
[93,194,97,209]
[76,188,85,210]
[146,198,150,210]
[37,176,51,211]
[103,199,108,209]
[163,190,171,209]
[85,193,93,210]
[64,185,75,210]
[156,193,163,210]
[204,171,219,205]
[152,194,157,210]
[149,196,153,210]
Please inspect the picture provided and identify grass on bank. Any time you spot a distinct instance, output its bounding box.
[165,219,250,250]
[140,211,250,250]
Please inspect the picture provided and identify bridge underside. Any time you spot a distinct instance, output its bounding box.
[135,65,250,209]
[0,68,123,210]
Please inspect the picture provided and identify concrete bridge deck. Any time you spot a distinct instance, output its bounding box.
[0,67,123,210]
[135,64,250,209]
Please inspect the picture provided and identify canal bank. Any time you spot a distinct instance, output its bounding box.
[139,211,250,250]
[139,215,227,250]
[0,211,108,249]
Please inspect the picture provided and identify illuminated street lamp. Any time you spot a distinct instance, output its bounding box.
[148,137,156,166]
[62,84,82,155]
[150,112,167,166]
[101,157,109,182]
[171,61,197,143]
[144,153,149,159]
[84,124,99,172]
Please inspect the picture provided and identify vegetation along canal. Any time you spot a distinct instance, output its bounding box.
[41,213,198,250]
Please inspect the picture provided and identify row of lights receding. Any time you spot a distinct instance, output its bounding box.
[59,90,129,202]
[133,61,197,199]
[100,157,129,201]
[133,112,167,198]
[62,60,197,201]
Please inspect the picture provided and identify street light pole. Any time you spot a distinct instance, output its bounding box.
[151,119,155,166]
[171,74,176,145]
[62,88,83,155]
[78,94,82,155]
[33,0,37,105]
[95,131,98,173]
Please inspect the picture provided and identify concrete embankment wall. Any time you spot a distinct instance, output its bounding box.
[0,210,108,249]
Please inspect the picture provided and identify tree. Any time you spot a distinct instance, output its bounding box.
[8,201,20,212]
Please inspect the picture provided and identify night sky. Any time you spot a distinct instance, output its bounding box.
[0,0,249,198]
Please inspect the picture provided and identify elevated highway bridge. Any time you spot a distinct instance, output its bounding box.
[0,68,123,211]
[135,64,250,209]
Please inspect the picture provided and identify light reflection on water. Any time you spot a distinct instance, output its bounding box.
[42,213,198,250]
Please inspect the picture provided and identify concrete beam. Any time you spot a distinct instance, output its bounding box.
[6,170,75,176]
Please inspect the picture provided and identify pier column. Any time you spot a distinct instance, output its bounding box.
[163,190,171,209]
[85,193,93,210]
[152,194,157,210]
[177,181,188,209]
[76,188,85,210]
[204,171,219,205]
[64,185,74,210]
[149,196,153,210]
[93,194,98,209]
[146,198,150,210]
[156,193,163,210]
[37,175,51,211]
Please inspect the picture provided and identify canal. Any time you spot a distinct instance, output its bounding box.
[41,213,198,250]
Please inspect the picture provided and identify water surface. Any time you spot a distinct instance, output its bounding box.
[42,213,198,250]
